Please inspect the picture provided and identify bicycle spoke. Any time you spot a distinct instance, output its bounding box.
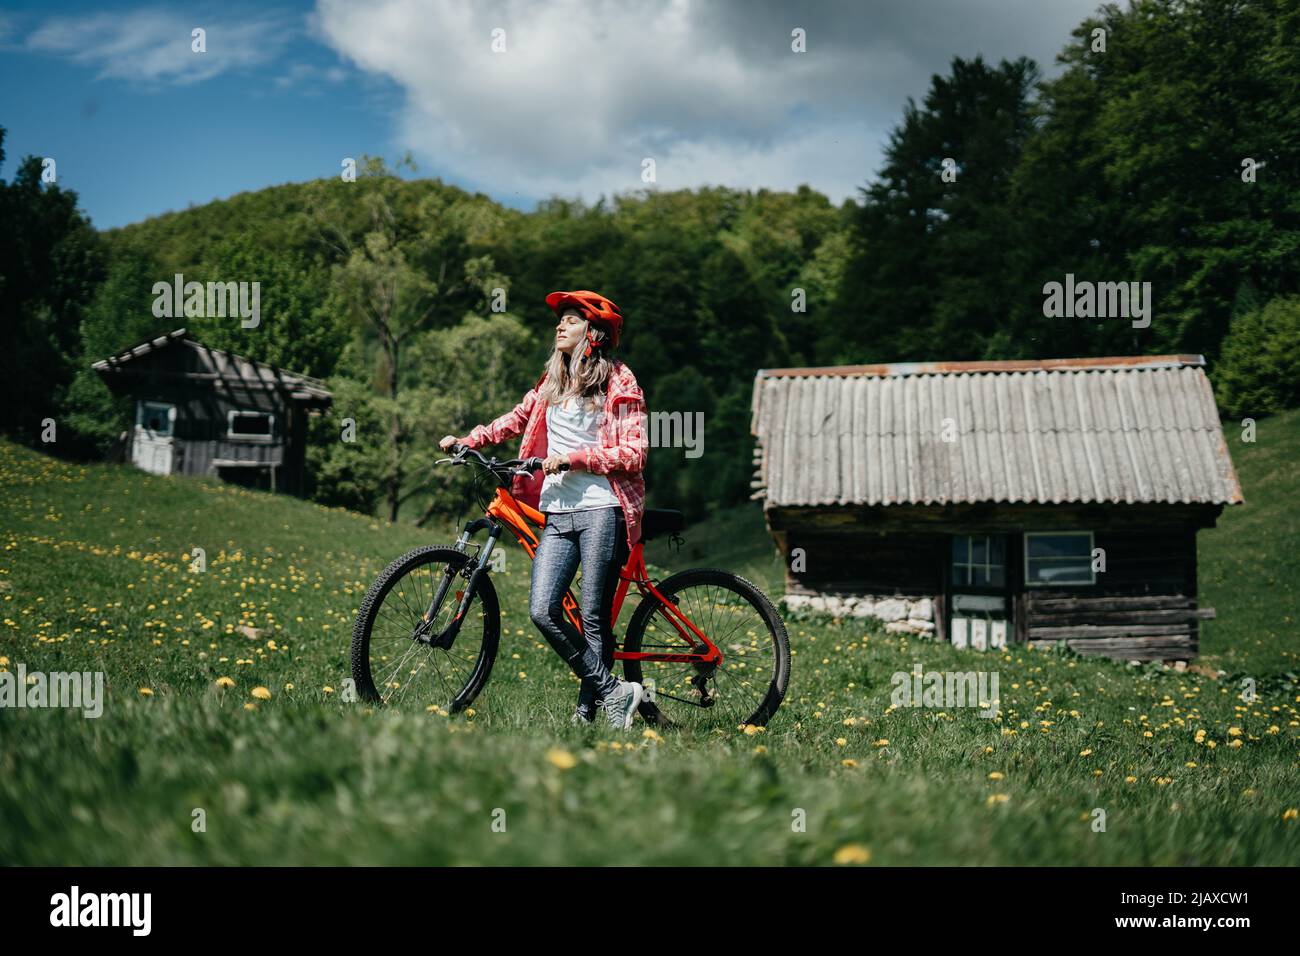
[356,551,493,711]
[628,573,786,730]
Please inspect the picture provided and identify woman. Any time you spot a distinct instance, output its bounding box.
[439,290,649,729]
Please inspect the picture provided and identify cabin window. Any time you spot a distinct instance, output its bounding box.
[1024,532,1095,586]
[951,535,1006,588]
[227,410,275,441]
[139,401,175,436]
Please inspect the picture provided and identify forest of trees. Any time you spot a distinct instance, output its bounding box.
[3,0,1298,527]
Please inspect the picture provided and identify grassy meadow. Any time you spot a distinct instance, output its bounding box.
[0,413,1297,865]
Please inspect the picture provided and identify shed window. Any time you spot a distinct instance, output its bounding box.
[227,410,274,440]
[951,535,1005,588]
[139,401,175,436]
[1024,532,1095,586]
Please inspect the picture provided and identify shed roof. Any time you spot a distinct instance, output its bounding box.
[749,355,1242,508]
[92,328,332,405]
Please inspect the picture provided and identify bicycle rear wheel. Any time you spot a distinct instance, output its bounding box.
[620,568,790,731]
[350,545,500,712]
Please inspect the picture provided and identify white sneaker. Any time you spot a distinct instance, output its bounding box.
[602,680,644,730]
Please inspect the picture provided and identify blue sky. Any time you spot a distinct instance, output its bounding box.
[0,0,1102,231]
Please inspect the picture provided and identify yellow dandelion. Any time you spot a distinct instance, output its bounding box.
[243,702,257,711]
[833,843,871,865]
[138,687,153,696]
[214,676,235,689]
[250,686,272,701]
[873,738,889,747]
[642,729,661,742]
[988,771,1004,780]
[835,737,847,747]
[322,685,334,694]
[1125,775,1137,784]
[546,749,577,770]
[1283,809,1298,822]
[1079,748,1093,757]
[841,758,858,768]
[1228,726,1242,737]
[986,793,1010,806]
[753,745,767,754]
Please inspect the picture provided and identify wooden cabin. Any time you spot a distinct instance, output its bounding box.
[92,328,332,496]
[749,355,1243,661]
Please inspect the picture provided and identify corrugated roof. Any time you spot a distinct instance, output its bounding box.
[92,328,332,403]
[750,356,1243,508]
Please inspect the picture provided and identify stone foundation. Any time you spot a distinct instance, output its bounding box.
[781,592,935,636]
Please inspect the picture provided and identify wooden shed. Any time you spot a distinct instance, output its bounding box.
[749,355,1243,661]
[93,328,332,496]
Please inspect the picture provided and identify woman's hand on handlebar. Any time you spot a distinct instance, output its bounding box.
[439,434,463,451]
[541,454,569,475]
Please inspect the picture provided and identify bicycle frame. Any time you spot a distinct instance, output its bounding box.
[454,485,722,667]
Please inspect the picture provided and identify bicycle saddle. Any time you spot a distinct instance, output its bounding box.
[640,508,685,542]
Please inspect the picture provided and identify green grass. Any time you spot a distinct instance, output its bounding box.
[1199,408,1300,676]
[1,429,1297,866]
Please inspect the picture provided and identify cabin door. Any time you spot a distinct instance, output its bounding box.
[948,534,1012,650]
[133,400,176,475]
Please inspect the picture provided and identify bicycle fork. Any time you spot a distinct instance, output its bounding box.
[417,519,502,649]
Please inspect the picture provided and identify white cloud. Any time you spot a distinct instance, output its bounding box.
[25,7,295,85]
[312,0,1101,206]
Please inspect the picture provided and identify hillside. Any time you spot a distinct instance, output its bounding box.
[1198,407,1300,675]
[1,438,1297,865]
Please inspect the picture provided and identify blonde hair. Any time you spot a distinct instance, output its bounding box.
[538,309,614,410]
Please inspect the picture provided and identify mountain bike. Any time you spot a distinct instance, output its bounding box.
[349,444,791,730]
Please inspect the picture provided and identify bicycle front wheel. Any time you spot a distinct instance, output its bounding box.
[350,545,500,712]
[621,568,790,731]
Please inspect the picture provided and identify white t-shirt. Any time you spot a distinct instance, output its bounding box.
[539,394,620,512]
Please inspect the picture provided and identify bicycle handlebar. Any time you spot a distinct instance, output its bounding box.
[438,442,569,482]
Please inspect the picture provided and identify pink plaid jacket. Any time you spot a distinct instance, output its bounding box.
[462,359,648,551]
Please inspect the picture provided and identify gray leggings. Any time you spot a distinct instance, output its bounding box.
[529,505,627,712]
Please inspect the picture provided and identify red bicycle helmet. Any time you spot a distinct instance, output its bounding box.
[546,290,623,352]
